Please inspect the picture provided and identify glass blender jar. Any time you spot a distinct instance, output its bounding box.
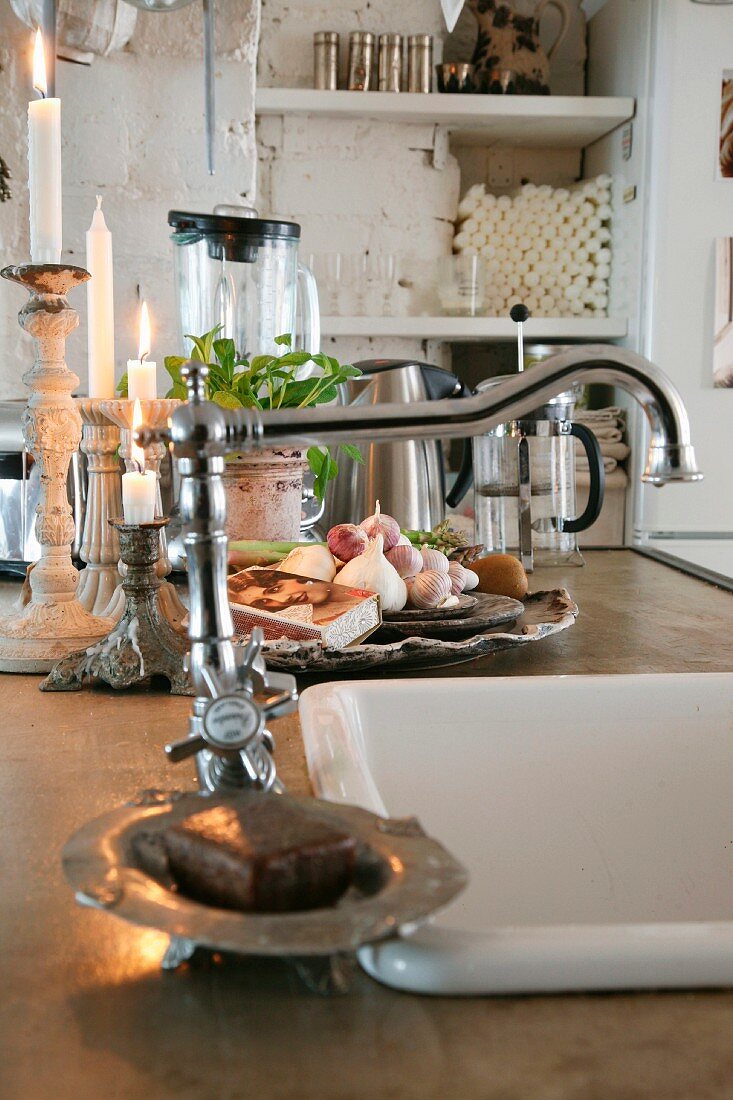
[473,379,605,569]
[168,210,320,357]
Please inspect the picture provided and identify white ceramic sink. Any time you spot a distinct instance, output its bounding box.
[300,674,733,995]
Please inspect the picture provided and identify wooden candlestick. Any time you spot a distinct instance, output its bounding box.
[0,264,113,672]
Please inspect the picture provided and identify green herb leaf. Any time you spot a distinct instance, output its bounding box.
[116,371,129,397]
[250,354,276,372]
[274,333,292,348]
[273,380,325,407]
[213,338,237,381]
[164,356,187,385]
[212,390,243,409]
[275,351,314,368]
[314,453,339,501]
[307,446,338,501]
[166,382,188,400]
[340,443,364,465]
[307,445,326,474]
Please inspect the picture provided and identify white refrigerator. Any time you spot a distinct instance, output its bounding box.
[587,0,733,573]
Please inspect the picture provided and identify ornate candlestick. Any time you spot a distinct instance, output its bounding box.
[76,399,122,617]
[100,397,187,629]
[41,518,190,694]
[0,264,113,672]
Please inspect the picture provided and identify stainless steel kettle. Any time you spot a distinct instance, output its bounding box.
[325,359,474,531]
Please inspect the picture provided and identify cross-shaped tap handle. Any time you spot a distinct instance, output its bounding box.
[165,628,298,790]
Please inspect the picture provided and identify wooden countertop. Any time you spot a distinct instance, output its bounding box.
[3,551,733,1099]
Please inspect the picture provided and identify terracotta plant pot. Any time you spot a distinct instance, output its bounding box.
[222,448,306,542]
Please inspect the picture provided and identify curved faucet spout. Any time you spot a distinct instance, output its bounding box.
[150,346,702,793]
[216,344,702,487]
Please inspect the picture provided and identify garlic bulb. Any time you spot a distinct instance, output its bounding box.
[359,501,401,552]
[447,561,468,596]
[337,534,407,612]
[408,569,452,610]
[420,547,450,574]
[438,594,460,610]
[327,523,368,562]
[462,568,479,592]
[385,543,422,579]
[397,533,412,547]
[277,544,337,583]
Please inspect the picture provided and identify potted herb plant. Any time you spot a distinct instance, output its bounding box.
[118,328,363,541]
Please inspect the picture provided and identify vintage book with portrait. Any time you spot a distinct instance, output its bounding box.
[227,568,382,647]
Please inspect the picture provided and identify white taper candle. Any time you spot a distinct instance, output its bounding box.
[86,196,116,399]
[28,30,62,264]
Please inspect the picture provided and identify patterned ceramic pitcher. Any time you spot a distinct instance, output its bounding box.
[467,0,570,95]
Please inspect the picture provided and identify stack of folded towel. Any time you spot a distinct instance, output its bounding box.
[573,407,629,474]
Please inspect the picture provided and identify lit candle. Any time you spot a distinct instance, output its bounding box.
[122,399,157,524]
[86,196,115,398]
[28,29,62,264]
[127,301,157,401]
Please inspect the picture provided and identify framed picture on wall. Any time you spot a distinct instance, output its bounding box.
[719,71,733,179]
[714,237,733,387]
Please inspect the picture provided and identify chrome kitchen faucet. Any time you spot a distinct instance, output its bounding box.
[142,347,701,792]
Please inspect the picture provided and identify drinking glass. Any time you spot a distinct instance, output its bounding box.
[309,252,342,315]
[343,253,368,315]
[376,253,397,316]
[437,255,485,316]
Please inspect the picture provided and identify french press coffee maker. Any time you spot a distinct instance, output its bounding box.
[471,307,605,569]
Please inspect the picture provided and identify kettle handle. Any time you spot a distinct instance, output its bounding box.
[444,378,474,509]
[536,0,570,61]
[559,422,605,534]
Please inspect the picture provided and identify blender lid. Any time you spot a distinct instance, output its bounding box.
[168,210,301,240]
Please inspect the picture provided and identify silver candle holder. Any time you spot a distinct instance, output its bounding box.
[100,397,187,630]
[0,263,113,672]
[41,518,190,694]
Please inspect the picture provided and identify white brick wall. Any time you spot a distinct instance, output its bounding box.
[0,0,590,393]
[0,1,258,399]
[256,2,461,367]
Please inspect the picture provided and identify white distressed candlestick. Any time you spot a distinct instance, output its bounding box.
[0,264,113,671]
[76,399,123,617]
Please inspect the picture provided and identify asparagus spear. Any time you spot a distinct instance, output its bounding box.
[228,539,327,568]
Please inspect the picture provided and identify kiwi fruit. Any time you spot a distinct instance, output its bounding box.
[470,554,529,601]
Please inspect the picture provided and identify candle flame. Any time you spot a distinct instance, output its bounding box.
[131,398,146,471]
[138,301,151,362]
[32,29,47,98]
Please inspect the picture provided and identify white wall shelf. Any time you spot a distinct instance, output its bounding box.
[320,316,628,342]
[256,89,635,149]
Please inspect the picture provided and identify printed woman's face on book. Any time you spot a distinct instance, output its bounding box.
[230,574,333,613]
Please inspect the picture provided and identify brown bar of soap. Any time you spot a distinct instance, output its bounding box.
[163,795,357,913]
